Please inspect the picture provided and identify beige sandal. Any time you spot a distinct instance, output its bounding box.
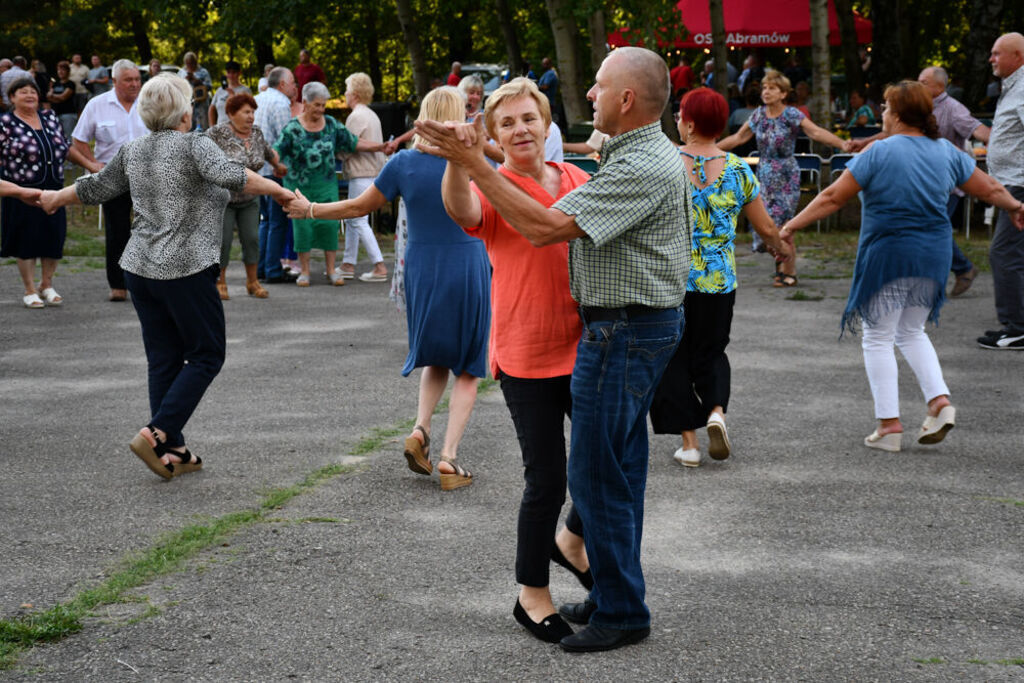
[438,457,473,490]
[403,425,432,475]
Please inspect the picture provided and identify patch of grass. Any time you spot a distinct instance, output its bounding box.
[966,658,988,665]
[977,496,1024,507]
[297,517,342,524]
[786,289,824,302]
[912,657,945,665]
[995,658,1024,666]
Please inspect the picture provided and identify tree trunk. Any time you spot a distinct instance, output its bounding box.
[545,0,587,126]
[394,0,430,101]
[494,0,524,77]
[809,0,831,139]
[832,0,862,95]
[128,9,152,64]
[255,43,275,71]
[587,8,607,77]
[366,4,382,100]
[964,0,1003,109]
[709,0,728,97]
[868,0,902,101]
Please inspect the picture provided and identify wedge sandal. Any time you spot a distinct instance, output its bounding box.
[438,457,473,491]
[403,425,432,475]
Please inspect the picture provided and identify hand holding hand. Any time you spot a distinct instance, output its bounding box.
[383,140,399,156]
[285,188,311,218]
[413,117,486,167]
[274,187,296,207]
[16,187,43,207]
[846,139,865,153]
[39,190,63,215]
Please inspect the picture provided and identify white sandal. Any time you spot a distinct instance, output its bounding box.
[23,293,44,309]
[918,405,955,445]
[295,274,311,287]
[864,430,902,452]
[40,287,63,306]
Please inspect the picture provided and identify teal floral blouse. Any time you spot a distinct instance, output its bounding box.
[274,116,358,188]
[684,152,760,294]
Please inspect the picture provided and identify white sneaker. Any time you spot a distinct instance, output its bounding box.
[706,412,731,461]
[673,447,702,467]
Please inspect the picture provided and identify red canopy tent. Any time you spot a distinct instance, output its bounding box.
[608,0,872,49]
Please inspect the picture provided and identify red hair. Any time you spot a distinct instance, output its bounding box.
[679,87,729,138]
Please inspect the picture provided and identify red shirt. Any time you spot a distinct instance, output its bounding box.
[670,64,694,94]
[465,162,590,379]
[294,63,326,101]
[446,72,461,86]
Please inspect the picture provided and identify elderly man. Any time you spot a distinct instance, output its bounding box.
[72,59,146,302]
[0,57,30,109]
[178,52,212,129]
[294,49,325,102]
[446,61,462,86]
[417,46,691,653]
[68,54,90,112]
[253,67,299,283]
[978,33,1024,350]
[208,60,251,126]
[86,55,110,96]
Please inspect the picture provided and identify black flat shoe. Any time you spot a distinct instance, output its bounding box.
[558,598,597,625]
[551,544,594,590]
[559,624,650,653]
[514,600,573,644]
[264,272,298,284]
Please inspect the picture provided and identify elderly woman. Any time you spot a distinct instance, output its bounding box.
[459,74,485,122]
[780,81,1024,452]
[650,88,789,467]
[285,87,489,490]
[337,72,387,282]
[39,74,294,479]
[1,77,90,308]
[207,92,288,299]
[720,70,851,287]
[274,81,382,286]
[438,77,593,643]
[847,88,876,128]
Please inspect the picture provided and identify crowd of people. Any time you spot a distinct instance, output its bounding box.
[3,32,1024,656]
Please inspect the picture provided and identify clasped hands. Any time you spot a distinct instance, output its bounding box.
[413,117,487,166]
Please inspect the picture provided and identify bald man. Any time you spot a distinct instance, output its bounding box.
[978,33,1024,349]
[418,46,692,652]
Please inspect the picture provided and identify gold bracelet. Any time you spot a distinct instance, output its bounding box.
[307,202,315,220]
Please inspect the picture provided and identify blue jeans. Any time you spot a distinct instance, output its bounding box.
[125,265,226,448]
[568,306,684,629]
[258,176,288,279]
[947,194,973,275]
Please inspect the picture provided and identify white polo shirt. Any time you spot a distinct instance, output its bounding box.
[71,90,148,163]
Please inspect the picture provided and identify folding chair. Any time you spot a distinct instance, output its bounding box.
[826,154,854,230]
[794,154,823,231]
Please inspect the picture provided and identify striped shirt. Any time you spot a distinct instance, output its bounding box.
[554,121,692,308]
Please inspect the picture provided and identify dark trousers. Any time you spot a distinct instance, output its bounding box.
[257,176,288,279]
[104,192,133,290]
[125,265,226,448]
[946,194,973,275]
[650,290,735,434]
[499,372,583,588]
[990,185,1024,331]
[568,306,683,629]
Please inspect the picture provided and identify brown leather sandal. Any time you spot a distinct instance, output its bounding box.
[403,425,432,475]
[438,457,473,490]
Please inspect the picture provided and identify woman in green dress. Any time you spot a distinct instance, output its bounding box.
[274,81,383,286]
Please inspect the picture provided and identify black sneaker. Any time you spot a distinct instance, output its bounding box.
[977,329,1024,350]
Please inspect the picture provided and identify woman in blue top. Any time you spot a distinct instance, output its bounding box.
[651,88,789,468]
[781,81,1024,453]
[285,87,490,490]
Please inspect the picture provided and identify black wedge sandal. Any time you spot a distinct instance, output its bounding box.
[129,425,173,480]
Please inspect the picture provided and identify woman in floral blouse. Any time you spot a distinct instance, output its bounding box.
[274,81,383,287]
[207,92,288,299]
[651,88,789,468]
[0,77,91,308]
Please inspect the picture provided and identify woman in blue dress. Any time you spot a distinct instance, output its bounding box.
[285,87,489,490]
[720,70,850,287]
[780,81,1024,452]
[651,88,789,467]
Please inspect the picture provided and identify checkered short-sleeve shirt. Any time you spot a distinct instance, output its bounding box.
[554,122,692,308]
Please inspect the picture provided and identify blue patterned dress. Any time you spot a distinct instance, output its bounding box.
[747,105,804,225]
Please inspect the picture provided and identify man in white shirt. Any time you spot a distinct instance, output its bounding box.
[72,59,146,301]
[67,54,90,113]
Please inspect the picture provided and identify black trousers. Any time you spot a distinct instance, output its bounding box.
[104,192,133,290]
[650,290,735,434]
[499,372,583,588]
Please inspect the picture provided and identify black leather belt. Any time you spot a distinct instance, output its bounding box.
[579,304,668,322]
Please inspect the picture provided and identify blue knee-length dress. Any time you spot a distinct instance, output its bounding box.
[373,149,490,377]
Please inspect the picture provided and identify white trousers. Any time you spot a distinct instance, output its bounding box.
[342,176,384,266]
[861,288,949,419]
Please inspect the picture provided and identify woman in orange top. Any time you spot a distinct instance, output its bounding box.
[439,78,592,644]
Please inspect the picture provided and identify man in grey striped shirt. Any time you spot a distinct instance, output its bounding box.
[418,46,692,652]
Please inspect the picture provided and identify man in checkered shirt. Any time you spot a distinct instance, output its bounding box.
[417,46,692,653]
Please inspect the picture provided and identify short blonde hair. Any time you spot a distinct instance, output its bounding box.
[412,86,466,148]
[761,69,792,95]
[137,73,192,131]
[483,78,551,140]
[345,72,374,103]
